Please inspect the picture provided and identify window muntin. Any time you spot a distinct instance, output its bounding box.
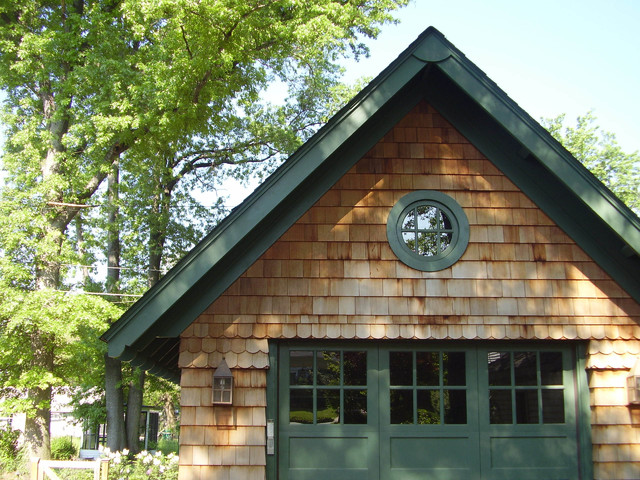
[487,350,565,425]
[387,191,469,271]
[289,349,367,425]
[389,350,467,425]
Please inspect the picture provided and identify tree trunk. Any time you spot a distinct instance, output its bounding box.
[23,330,54,459]
[160,393,177,438]
[23,387,52,459]
[104,354,126,452]
[106,158,120,294]
[75,216,91,286]
[125,369,145,453]
[147,180,171,288]
[104,159,128,452]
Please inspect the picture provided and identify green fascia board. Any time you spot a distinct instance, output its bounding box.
[118,81,426,369]
[424,56,640,302]
[103,27,640,380]
[101,30,443,359]
[432,48,640,256]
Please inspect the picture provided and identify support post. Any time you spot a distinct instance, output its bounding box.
[30,457,40,480]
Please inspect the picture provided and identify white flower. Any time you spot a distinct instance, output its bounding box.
[122,448,129,456]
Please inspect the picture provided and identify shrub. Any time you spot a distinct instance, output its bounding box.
[104,449,179,480]
[0,425,21,473]
[51,436,79,460]
[156,438,179,455]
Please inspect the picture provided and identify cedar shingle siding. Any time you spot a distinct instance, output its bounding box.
[178,102,640,479]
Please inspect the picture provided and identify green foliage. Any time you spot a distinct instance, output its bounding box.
[0,0,409,289]
[543,111,640,214]
[105,449,179,480]
[0,0,408,456]
[0,425,21,473]
[0,289,122,416]
[50,436,79,460]
[156,438,179,456]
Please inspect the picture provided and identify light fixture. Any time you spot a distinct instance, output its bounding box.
[628,359,640,406]
[212,358,233,405]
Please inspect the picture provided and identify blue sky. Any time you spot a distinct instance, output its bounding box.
[345,0,640,153]
[2,1,638,197]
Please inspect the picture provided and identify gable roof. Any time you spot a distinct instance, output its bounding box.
[101,27,640,383]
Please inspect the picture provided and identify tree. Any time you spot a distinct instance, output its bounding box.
[0,0,408,458]
[0,290,121,459]
[543,111,640,214]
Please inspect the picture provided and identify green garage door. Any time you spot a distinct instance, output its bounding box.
[276,343,585,480]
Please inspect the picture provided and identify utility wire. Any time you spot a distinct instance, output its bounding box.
[57,290,143,298]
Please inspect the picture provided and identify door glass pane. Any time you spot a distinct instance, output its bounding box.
[542,390,565,423]
[444,390,467,424]
[488,352,511,386]
[317,389,340,424]
[416,352,439,386]
[317,351,340,385]
[290,389,313,424]
[390,351,413,386]
[390,389,413,424]
[516,389,539,424]
[290,351,313,385]
[344,351,367,386]
[489,390,512,424]
[443,351,466,386]
[540,352,563,385]
[514,352,537,386]
[344,390,367,424]
[417,390,440,424]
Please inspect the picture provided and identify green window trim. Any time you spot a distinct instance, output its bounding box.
[386,191,469,271]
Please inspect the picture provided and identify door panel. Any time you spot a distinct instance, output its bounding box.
[379,347,481,480]
[278,345,380,480]
[477,347,579,479]
[277,343,581,480]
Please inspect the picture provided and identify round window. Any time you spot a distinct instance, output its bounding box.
[386,191,469,271]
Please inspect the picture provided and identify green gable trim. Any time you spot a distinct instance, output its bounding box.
[103,62,428,365]
[103,27,640,382]
[431,49,640,256]
[424,67,640,303]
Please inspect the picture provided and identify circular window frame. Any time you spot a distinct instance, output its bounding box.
[386,191,469,272]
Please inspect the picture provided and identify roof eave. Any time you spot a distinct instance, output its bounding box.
[102,29,458,360]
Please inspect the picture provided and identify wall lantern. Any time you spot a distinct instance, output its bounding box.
[212,358,233,405]
[628,359,640,406]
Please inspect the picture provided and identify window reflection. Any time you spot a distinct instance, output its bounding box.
[289,349,367,425]
[391,389,413,424]
[488,351,565,425]
[390,350,467,425]
[317,351,340,386]
[290,350,313,385]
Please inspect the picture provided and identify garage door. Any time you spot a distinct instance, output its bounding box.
[276,343,584,480]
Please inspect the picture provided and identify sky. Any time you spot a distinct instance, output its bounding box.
[343,0,640,153]
[222,0,640,205]
[2,1,638,203]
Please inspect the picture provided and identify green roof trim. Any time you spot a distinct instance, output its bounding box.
[102,27,640,382]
